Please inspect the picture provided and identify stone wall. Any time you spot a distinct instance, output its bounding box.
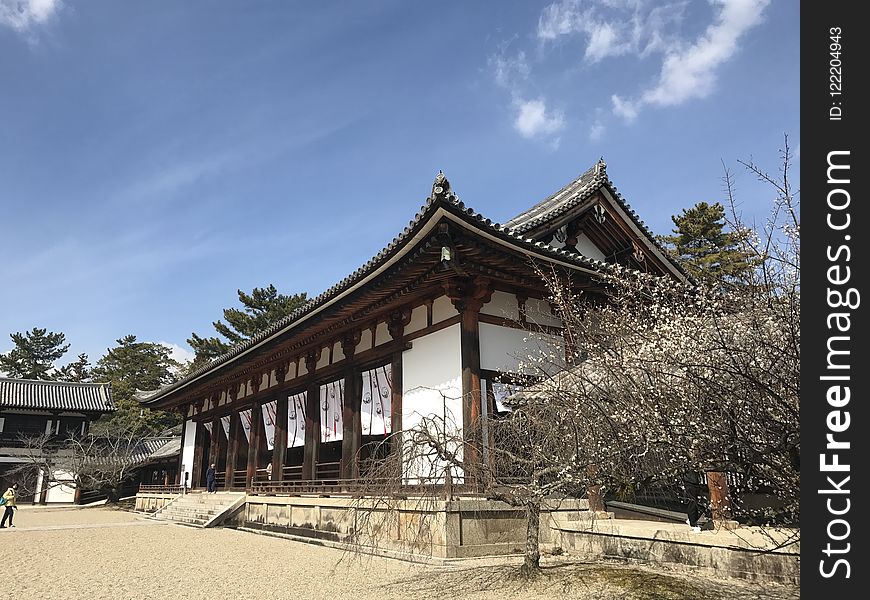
[231,495,590,559]
[134,492,179,513]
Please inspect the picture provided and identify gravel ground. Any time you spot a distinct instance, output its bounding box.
[8,506,799,600]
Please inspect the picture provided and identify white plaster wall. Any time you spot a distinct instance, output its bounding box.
[180,419,197,487]
[316,347,330,370]
[480,323,563,376]
[45,470,76,503]
[356,328,373,354]
[480,290,519,320]
[431,295,457,324]
[374,321,391,347]
[402,323,463,481]
[332,341,345,364]
[577,233,606,262]
[525,298,562,327]
[406,304,428,334]
[480,323,530,372]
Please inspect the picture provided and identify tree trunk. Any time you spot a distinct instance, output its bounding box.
[520,499,541,577]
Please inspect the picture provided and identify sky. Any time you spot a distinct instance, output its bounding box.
[0,0,799,369]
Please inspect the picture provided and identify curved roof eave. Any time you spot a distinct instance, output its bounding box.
[140,193,615,407]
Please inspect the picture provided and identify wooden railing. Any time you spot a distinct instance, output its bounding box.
[249,477,485,498]
[137,484,185,495]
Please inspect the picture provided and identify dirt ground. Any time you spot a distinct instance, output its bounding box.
[7,506,800,600]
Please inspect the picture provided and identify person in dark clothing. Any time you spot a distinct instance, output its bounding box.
[682,470,702,532]
[206,463,217,493]
[0,483,18,528]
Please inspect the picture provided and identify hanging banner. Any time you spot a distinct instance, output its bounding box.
[261,400,277,450]
[361,363,392,435]
[221,415,231,439]
[287,392,306,448]
[239,408,253,443]
[320,379,344,442]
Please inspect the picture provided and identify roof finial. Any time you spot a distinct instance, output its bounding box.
[596,157,607,175]
[431,170,452,201]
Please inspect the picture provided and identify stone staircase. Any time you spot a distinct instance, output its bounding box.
[151,491,245,528]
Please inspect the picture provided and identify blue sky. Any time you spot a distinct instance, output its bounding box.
[0,0,799,368]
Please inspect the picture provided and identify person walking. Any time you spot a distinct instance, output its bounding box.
[681,470,703,533]
[206,463,217,493]
[0,483,18,528]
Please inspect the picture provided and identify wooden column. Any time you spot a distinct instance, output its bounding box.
[387,310,411,459]
[448,278,492,476]
[208,417,220,466]
[302,350,321,480]
[176,404,188,486]
[272,363,289,481]
[246,403,264,487]
[192,421,206,489]
[224,383,241,488]
[340,333,362,480]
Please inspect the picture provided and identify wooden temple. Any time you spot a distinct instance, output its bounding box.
[138,161,686,492]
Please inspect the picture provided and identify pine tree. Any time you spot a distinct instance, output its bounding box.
[0,327,69,380]
[91,335,181,435]
[56,353,92,382]
[660,202,755,288]
[187,284,308,367]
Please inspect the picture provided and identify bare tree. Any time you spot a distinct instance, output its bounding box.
[524,137,800,528]
[349,140,799,573]
[10,422,156,503]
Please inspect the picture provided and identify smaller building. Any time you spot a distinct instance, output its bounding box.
[0,378,116,503]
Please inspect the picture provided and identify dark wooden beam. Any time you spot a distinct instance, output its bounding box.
[302,350,321,480]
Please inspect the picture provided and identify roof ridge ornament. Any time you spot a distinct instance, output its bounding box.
[596,157,607,176]
[431,170,453,202]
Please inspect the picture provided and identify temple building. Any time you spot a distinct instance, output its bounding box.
[0,378,116,503]
[138,161,686,492]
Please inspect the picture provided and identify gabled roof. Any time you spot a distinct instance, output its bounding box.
[140,176,620,407]
[505,160,606,232]
[504,160,687,280]
[0,378,116,413]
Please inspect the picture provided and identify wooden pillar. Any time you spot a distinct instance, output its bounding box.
[389,351,403,458]
[387,310,410,460]
[176,405,188,486]
[302,350,321,480]
[706,471,732,521]
[208,417,220,466]
[272,363,289,481]
[225,405,240,488]
[192,420,207,489]
[246,403,263,487]
[448,278,492,477]
[340,333,362,480]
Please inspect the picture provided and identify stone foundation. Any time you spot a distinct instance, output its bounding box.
[229,495,591,559]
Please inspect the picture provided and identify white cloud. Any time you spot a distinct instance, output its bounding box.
[537,0,685,63]
[589,121,606,141]
[490,49,530,89]
[0,0,61,33]
[611,94,639,122]
[514,98,565,139]
[638,0,769,109]
[159,341,196,366]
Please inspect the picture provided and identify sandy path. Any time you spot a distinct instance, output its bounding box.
[7,506,798,600]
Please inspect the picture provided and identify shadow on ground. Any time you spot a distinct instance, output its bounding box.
[377,560,800,600]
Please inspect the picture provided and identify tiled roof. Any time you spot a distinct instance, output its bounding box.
[505,159,688,279]
[0,378,116,413]
[505,160,606,232]
[85,436,180,468]
[143,165,684,405]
